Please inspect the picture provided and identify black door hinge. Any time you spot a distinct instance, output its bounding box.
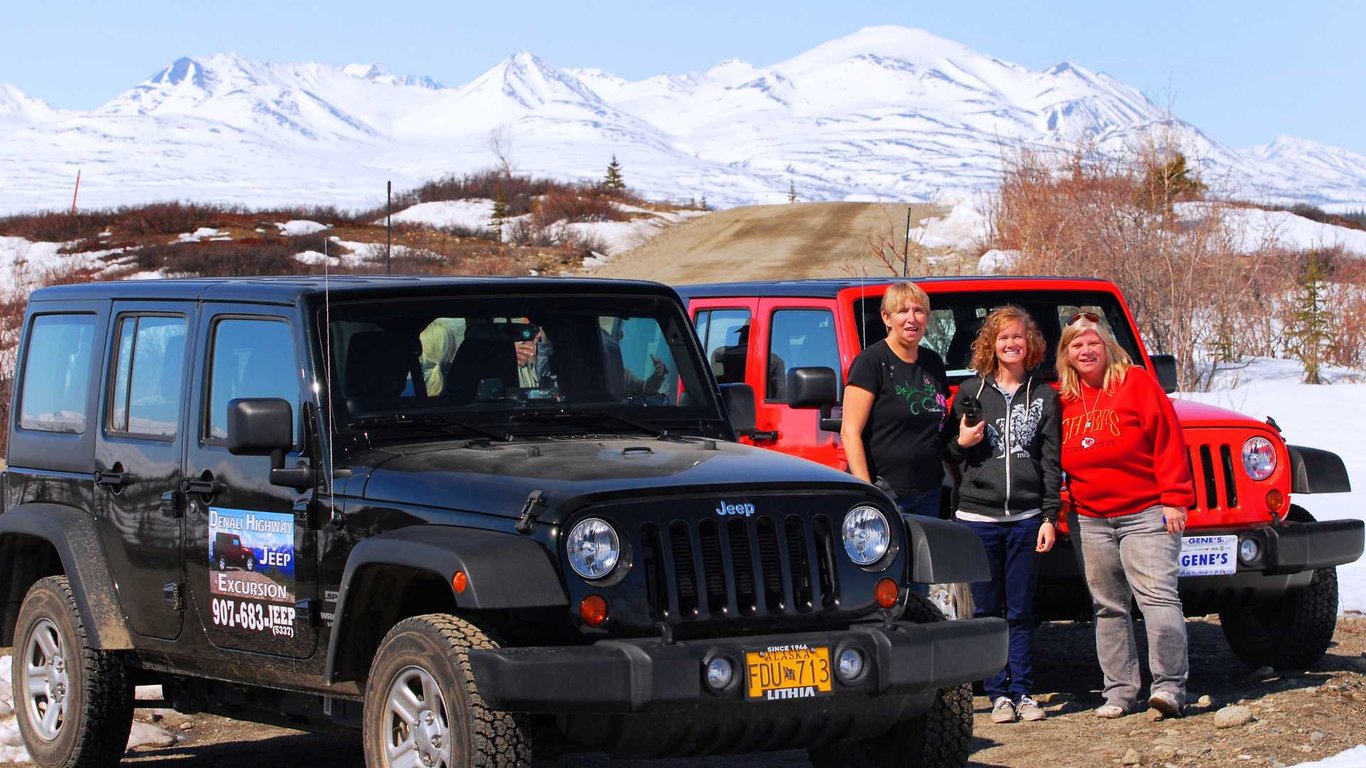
[162,582,183,612]
[515,489,546,534]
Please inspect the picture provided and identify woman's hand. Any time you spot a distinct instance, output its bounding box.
[1162,506,1187,535]
[956,415,985,448]
[1036,520,1056,553]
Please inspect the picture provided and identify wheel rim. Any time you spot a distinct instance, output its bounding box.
[216,556,226,570]
[382,665,451,768]
[21,617,69,741]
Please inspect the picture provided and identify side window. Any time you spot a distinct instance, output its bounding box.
[695,309,751,384]
[926,309,962,371]
[767,309,839,402]
[19,314,96,433]
[206,319,298,441]
[108,315,187,438]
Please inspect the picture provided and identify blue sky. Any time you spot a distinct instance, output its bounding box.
[4,0,1363,154]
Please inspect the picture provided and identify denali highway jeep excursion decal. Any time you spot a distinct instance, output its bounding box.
[208,507,297,637]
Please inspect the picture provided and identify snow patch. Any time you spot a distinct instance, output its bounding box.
[277,220,330,236]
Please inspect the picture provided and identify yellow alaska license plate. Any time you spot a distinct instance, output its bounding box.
[745,643,833,700]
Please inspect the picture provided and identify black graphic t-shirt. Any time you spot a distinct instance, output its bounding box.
[845,341,949,494]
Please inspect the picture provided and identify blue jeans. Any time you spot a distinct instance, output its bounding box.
[1077,506,1188,709]
[963,517,1042,701]
[899,488,942,597]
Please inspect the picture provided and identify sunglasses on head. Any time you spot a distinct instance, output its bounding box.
[1067,311,1101,325]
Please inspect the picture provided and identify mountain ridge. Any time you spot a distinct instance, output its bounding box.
[3,25,1365,215]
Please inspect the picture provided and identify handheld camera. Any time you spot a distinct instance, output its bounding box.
[959,394,982,428]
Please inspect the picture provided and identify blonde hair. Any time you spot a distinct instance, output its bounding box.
[1056,317,1132,400]
[419,318,464,396]
[970,306,1045,377]
[880,281,931,332]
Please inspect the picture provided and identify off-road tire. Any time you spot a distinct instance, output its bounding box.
[13,576,134,768]
[244,555,256,572]
[807,594,973,768]
[215,555,227,571]
[1219,566,1339,670]
[362,614,532,768]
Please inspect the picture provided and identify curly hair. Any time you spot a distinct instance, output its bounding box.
[968,306,1045,377]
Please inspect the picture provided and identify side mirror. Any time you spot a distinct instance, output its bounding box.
[718,383,757,437]
[1149,354,1179,394]
[227,398,311,491]
[786,367,838,409]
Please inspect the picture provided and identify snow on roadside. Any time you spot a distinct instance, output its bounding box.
[387,200,495,232]
[277,220,330,236]
[0,237,122,295]
[1289,745,1366,767]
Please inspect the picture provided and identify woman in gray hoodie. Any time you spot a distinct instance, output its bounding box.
[946,305,1062,724]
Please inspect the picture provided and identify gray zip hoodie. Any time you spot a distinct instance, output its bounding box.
[945,375,1062,523]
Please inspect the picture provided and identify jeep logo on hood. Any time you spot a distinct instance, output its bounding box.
[714,501,756,517]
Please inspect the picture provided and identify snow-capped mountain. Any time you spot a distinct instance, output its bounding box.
[3,25,1365,215]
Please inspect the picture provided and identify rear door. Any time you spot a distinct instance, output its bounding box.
[182,306,318,658]
[94,304,192,640]
[756,298,843,464]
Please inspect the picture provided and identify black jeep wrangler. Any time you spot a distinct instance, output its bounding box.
[0,276,1004,768]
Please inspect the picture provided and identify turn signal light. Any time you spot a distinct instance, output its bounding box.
[579,595,608,626]
[1266,489,1285,518]
[874,578,898,609]
[451,571,468,594]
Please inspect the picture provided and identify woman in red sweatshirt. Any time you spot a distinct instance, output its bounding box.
[1056,313,1195,720]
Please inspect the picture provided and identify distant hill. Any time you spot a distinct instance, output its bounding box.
[4,26,1366,215]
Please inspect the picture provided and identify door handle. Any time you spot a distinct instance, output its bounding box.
[180,476,225,497]
[94,469,133,490]
[751,430,779,441]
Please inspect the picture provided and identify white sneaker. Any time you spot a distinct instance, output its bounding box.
[990,696,1016,723]
[1017,694,1046,721]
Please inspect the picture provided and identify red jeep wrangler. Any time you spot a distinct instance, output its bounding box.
[677,276,1362,670]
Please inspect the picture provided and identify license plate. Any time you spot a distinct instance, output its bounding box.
[1179,535,1237,576]
[744,643,833,700]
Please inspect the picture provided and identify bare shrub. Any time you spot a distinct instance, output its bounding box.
[132,241,322,276]
[0,210,114,242]
[532,189,626,227]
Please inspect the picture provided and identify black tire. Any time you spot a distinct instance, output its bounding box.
[13,576,133,768]
[215,555,227,571]
[808,594,973,768]
[1219,566,1339,670]
[362,614,532,768]
[245,555,256,573]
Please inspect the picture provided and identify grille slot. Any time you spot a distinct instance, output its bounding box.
[644,513,835,622]
[1199,445,1218,508]
[1219,444,1239,508]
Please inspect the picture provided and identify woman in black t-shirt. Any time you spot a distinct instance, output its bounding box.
[841,281,949,519]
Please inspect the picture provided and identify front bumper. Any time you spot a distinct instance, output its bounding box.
[1179,519,1363,612]
[468,616,1005,714]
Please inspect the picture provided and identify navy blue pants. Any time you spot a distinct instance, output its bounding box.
[963,516,1043,701]
[898,488,941,597]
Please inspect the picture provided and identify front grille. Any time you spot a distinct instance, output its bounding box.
[641,513,839,622]
[1187,441,1240,511]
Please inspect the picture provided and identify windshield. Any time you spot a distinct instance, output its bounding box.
[319,294,721,438]
[853,290,1145,384]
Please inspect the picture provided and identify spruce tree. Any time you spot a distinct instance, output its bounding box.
[1288,250,1331,384]
[489,190,509,240]
[604,155,625,191]
[788,181,797,204]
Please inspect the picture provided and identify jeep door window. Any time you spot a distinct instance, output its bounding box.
[108,315,187,438]
[206,319,299,441]
[695,309,751,384]
[767,309,840,403]
[19,314,96,433]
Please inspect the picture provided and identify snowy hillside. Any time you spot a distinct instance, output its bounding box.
[3,26,1366,215]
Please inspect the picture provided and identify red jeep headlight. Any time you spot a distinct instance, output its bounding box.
[1242,437,1277,481]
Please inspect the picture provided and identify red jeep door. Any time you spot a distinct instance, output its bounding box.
[754,297,844,465]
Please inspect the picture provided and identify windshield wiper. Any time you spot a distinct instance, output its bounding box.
[509,408,664,438]
[347,414,507,442]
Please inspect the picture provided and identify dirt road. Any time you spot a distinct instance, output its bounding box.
[585,202,943,284]
[4,615,1359,768]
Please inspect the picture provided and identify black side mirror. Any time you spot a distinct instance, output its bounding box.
[787,367,838,409]
[718,383,757,437]
[227,398,311,490]
[1149,354,1179,394]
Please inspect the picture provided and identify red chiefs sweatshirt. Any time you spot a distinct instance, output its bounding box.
[1060,368,1196,517]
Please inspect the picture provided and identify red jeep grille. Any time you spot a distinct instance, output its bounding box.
[1187,441,1240,513]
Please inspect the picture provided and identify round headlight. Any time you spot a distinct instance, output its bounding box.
[842,506,890,565]
[1242,436,1277,481]
[566,518,620,580]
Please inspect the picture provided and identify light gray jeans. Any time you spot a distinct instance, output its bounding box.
[1077,505,1188,709]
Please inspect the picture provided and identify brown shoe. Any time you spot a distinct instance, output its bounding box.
[1017,695,1046,721]
[990,696,1017,723]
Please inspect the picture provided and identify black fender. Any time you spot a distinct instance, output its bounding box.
[900,514,991,585]
[1287,445,1352,494]
[325,525,566,683]
[0,502,134,649]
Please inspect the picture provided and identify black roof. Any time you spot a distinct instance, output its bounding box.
[674,275,1114,300]
[28,275,678,305]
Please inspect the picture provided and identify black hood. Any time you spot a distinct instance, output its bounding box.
[354,437,872,519]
